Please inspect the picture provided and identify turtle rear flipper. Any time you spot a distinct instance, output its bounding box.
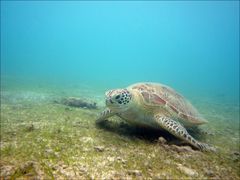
[154,114,216,152]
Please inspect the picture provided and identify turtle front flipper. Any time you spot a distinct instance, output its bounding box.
[154,114,216,152]
[96,108,115,123]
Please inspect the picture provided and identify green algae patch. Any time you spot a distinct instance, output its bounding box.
[0,94,239,179]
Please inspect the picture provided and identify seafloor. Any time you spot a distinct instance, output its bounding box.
[0,82,239,179]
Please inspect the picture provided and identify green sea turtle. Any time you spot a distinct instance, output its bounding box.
[97,82,215,152]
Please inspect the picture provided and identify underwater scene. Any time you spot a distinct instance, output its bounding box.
[1,1,239,179]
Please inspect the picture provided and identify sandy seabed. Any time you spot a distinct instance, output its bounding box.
[0,87,239,179]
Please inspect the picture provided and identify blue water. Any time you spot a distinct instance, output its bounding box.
[1,1,239,102]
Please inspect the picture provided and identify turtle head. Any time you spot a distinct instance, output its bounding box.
[105,89,132,112]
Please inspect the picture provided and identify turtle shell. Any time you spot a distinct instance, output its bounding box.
[129,82,207,125]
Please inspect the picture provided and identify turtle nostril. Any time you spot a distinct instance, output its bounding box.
[110,99,114,104]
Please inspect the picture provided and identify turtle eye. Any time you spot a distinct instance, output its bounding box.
[115,95,120,99]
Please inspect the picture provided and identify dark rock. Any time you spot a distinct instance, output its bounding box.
[53,100,59,104]
[26,123,34,132]
[170,145,195,153]
[161,143,197,153]
[204,169,215,177]
[44,148,56,158]
[94,146,105,152]
[116,157,127,164]
[233,151,240,155]
[200,129,215,136]
[61,97,97,109]
[64,107,72,111]
[16,161,44,179]
[127,170,142,177]
[231,151,240,162]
